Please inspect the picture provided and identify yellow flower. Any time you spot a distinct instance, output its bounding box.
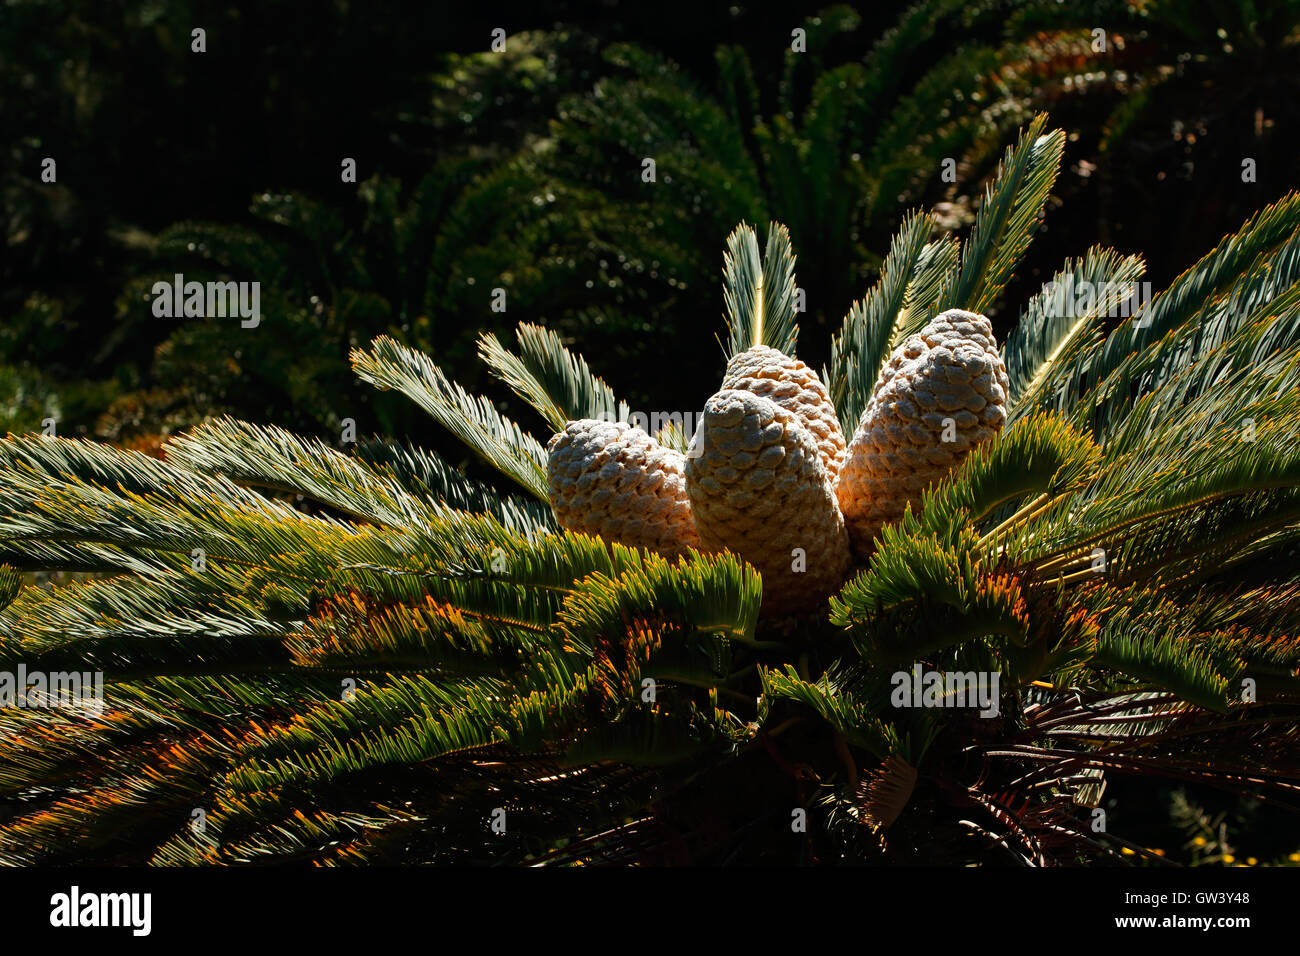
[1289,852,1300,863]
[1192,836,1207,847]
[1121,847,1135,856]
[1247,857,1258,866]
[1223,853,1235,863]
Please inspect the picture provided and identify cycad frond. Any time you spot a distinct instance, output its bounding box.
[831,527,1031,663]
[0,540,169,575]
[350,335,549,500]
[351,437,553,533]
[1004,247,1147,419]
[760,664,899,759]
[915,412,1100,544]
[6,114,1300,868]
[0,565,18,612]
[1054,192,1300,428]
[1072,586,1238,712]
[939,114,1065,314]
[722,222,799,358]
[166,417,439,528]
[477,322,630,432]
[825,210,932,433]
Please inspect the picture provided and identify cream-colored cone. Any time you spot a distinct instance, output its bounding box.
[685,388,851,617]
[722,345,847,484]
[838,308,1010,558]
[547,419,700,557]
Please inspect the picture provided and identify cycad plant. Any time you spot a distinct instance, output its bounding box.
[3,116,1300,866]
[105,158,507,442]
[983,0,1300,279]
[472,1,1029,398]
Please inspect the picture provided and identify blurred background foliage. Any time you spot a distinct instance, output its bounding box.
[4,0,1300,863]
[7,0,1300,446]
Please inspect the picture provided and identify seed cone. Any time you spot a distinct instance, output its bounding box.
[838,308,1010,557]
[686,388,851,617]
[722,345,847,484]
[547,419,700,557]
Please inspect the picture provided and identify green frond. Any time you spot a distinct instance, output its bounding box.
[856,0,964,130]
[1097,489,1300,591]
[0,564,299,679]
[801,61,870,189]
[190,655,624,856]
[351,437,553,533]
[477,322,630,432]
[0,741,227,865]
[1057,193,1300,424]
[0,540,172,576]
[832,528,1030,663]
[0,434,366,575]
[652,418,694,454]
[0,565,18,613]
[1112,192,1300,372]
[189,806,425,867]
[864,45,1006,226]
[1078,289,1300,447]
[1072,587,1237,712]
[722,222,799,358]
[308,528,610,648]
[556,546,761,652]
[350,335,549,500]
[895,235,960,334]
[825,210,932,433]
[714,43,760,134]
[1004,247,1147,420]
[165,417,439,528]
[0,668,355,864]
[1095,335,1300,462]
[917,412,1100,544]
[939,114,1065,315]
[1028,379,1300,570]
[0,674,330,804]
[154,221,284,282]
[285,591,534,677]
[760,664,909,761]
[562,702,723,766]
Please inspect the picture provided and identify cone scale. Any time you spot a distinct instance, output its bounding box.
[685,387,851,617]
[837,308,1010,557]
[721,345,848,484]
[546,419,700,558]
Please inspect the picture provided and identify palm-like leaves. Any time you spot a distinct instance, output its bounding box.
[3,118,1299,866]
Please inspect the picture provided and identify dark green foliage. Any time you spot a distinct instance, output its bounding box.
[2,119,1299,866]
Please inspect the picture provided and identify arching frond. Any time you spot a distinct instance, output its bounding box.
[722,222,799,358]
[350,335,549,500]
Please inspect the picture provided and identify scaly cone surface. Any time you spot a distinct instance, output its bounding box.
[547,419,700,557]
[838,308,1010,558]
[721,345,848,484]
[685,388,851,617]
